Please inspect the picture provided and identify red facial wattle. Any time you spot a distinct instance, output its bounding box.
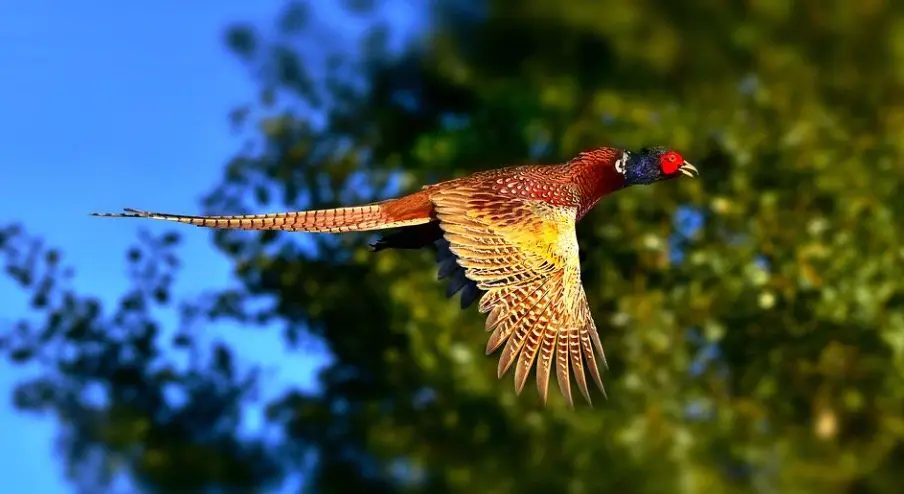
[659,151,683,175]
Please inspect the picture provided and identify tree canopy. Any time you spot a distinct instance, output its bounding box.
[4,0,904,492]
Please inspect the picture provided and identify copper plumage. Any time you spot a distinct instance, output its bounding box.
[92,146,698,407]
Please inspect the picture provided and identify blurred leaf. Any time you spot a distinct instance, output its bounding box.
[225,24,257,60]
[278,2,310,33]
[9,347,33,363]
[160,232,180,247]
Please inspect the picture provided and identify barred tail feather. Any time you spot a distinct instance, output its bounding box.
[91,191,435,233]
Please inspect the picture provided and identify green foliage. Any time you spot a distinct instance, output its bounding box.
[5,0,904,492]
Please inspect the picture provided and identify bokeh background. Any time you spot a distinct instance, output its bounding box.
[2,0,904,492]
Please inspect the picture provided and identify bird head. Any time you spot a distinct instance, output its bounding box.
[615,147,698,186]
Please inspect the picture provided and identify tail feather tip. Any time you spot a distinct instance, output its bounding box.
[90,208,148,218]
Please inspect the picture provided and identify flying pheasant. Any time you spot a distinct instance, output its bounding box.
[93,146,698,407]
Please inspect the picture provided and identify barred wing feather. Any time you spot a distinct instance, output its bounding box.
[430,186,608,407]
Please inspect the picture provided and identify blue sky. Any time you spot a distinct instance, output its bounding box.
[0,0,430,490]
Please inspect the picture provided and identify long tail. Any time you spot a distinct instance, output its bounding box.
[91,191,435,233]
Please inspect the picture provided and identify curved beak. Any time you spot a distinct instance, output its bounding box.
[678,161,699,178]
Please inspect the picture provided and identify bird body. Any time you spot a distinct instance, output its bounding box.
[93,146,698,407]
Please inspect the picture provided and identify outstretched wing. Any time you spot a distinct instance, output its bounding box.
[430,185,608,407]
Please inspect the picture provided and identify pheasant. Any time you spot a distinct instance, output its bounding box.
[92,146,698,407]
